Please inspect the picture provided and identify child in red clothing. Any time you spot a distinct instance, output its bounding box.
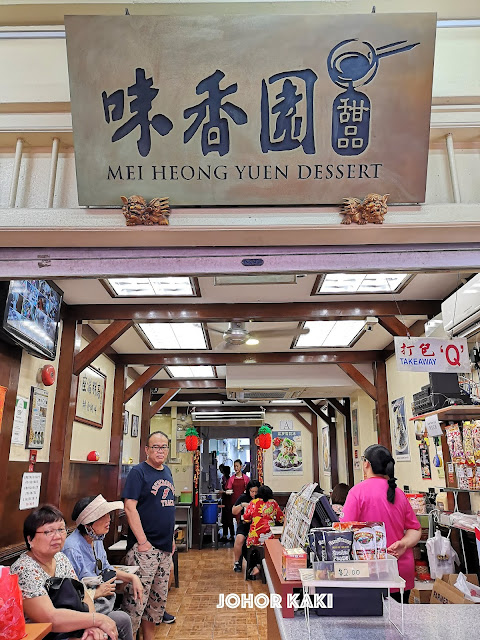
[243,485,284,579]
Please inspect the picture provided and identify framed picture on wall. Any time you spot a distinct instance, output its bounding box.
[352,408,359,447]
[25,386,48,449]
[75,365,106,429]
[131,414,139,438]
[123,409,129,435]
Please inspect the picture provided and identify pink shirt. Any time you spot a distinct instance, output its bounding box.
[341,477,420,590]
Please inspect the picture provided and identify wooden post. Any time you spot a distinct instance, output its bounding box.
[110,364,126,500]
[342,398,354,486]
[328,403,339,488]
[373,360,391,449]
[46,317,79,505]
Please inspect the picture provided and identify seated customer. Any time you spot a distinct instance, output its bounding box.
[330,483,350,519]
[11,504,118,640]
[231,480,260,572]
[63,495,143,640]
[243,485,284,580]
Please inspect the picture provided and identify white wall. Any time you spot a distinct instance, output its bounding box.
[122,375,142,465]
[350,390,377,485]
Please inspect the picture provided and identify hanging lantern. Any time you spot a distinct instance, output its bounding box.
[185,426,200,451]
[257,424,273,449]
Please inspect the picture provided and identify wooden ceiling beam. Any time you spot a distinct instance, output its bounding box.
[124,365,164,404]
[337,363,377,401]
[81,324,119,361]
[378,316,410,337]
[67,300,441,322]
[381,319,427,358]
[149,388,181,419]
[303,399,331,427]
[73,320,134,376]
[117,351,377,366]
[149,379,226,389]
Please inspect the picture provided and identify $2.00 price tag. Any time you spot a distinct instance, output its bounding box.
[334,562,370,579]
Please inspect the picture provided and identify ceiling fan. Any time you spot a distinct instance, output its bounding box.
[209,321,309,349]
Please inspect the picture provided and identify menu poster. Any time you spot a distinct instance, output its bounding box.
[272,429,303,475]
[19,472,42,510]
[419,442,432,479]
[11,395,29,445]
[391,396,411,462]
[26,387,48,450]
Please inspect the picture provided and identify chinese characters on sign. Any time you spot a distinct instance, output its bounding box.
[19,472,42,510]
[272,429,303,475]
[394,337,470,373]
[75,366,106,428]
[65,14,436,205]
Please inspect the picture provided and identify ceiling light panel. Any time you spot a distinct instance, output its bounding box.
[296,321,365,348]
[106,277,195,297]
[317,273,410,294]
[138,322,208,349]
[214,274,297,285]
[167,365,215,378]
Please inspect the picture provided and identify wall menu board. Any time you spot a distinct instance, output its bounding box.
[25,387,48,450]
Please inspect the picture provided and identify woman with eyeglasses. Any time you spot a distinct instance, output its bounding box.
[341,445,421,603]
[11,504,118,640]
[63,495,143,640]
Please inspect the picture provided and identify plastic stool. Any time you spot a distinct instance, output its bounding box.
[199,522,219,549]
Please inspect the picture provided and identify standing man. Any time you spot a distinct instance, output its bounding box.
[121,430,176,638]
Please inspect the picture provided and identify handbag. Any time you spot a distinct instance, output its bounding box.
[44,577,89,640]
[0,568,26,640]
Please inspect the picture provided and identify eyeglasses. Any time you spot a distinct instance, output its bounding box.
[37,527,67,538]
[149,445,169,451]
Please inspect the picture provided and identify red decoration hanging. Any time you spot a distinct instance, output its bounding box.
[185,426,200,451]
[257,424,273,449]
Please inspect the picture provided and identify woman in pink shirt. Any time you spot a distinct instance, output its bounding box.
[341,444,421,602]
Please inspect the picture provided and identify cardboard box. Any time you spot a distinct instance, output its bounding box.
[282,547,307,581]
[430,574,479,604]
[409,588,433,604]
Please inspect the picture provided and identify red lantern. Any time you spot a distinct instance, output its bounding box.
[257,425,273,450]
[185,427,200,451]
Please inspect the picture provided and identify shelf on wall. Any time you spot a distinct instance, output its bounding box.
[410,405,480,422]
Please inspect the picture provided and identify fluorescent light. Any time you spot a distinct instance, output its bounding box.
[295,321,365,348]
[167,365,215,378]
[270,400,304,404]
[138,323,207,349]
[190,400,223,405]
[106,277,195,297]
[316,273,410,294]
[245,337,260,346]
[214,274,297,285]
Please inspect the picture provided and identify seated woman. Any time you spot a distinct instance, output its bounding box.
[63,495,143,640]
[330,483,350,520]
[231,480,260,572]
[10,504,118,640]
[243,485,284,580]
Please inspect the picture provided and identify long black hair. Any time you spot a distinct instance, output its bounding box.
[364,444,397,503]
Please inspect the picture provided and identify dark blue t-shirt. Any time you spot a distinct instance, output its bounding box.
[122,462,175,553]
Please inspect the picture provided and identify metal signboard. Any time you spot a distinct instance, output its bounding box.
[65,14,436,206]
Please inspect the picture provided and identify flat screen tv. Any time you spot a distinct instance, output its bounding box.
[1,279,63,360]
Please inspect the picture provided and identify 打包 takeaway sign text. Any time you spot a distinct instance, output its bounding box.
[394,337,470,373]
[65,14,436,207]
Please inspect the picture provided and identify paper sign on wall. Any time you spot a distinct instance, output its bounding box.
[395,337,470,373]
[19,472,42,510]
[425,414,443,437]
[11,395,29,445]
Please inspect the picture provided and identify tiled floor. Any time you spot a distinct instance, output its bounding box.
[151,543,269,639]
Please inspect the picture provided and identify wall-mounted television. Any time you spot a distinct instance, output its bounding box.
[1,280,63,360]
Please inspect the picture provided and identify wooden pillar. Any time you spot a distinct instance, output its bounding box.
[327,403,339,488]
[311,414,319,485]
[0,341,22,542]
[373,360,391,450]
[46,317,79,506]
[110,363,126,499]
[343,398,354,486]
[140,387,151,458]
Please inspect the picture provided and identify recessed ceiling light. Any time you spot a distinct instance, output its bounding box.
[105,277,196,297]
[167,365,215,378]
[316,273,411,294]
[214,274,297,285]
[245,337,260,346]
[137,323,208,349]
[190,400,223,405]
[295,321,365,348]
[270,399,304,404]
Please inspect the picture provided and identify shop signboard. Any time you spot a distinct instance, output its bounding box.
[65,13,436,206]
[394,337,470,373]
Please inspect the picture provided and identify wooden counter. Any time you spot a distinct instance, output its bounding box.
[264,538,302,619]
[24,623,52,640]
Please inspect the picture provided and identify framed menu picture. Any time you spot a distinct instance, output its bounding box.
[25,387,48,449]
[75,366,106,428]
[123,409,130,435]
[131,414,139,438]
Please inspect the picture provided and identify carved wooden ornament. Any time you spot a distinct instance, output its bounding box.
[121,195,170,226]
[340,193,389,225]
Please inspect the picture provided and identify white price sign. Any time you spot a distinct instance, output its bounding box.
[424,414,443,437]
[334,562,370,579]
